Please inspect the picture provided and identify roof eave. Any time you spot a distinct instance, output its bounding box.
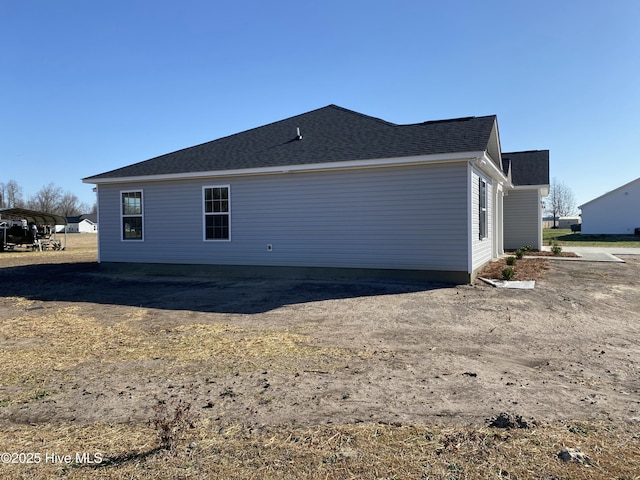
[83,151,487,185]
[472,152,510,187]
[511,184,550,196]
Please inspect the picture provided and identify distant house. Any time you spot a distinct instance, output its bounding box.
[501,150,550,250]
[83,105,549,283]
[580,177,640,234]
[557,216,581,230]
[63,214,98,233]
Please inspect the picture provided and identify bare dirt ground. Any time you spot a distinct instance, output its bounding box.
[1,234,639,478]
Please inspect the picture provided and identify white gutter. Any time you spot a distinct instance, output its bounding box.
[83,151,487,185]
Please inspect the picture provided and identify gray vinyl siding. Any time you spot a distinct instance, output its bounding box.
[471,167,493,272]
[97,162,469,272]
[503,189,541,250]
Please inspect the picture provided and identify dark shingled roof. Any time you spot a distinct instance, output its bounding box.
[85,105,499,181]
[501,150,550,186]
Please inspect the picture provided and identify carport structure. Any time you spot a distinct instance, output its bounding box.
[0,207,68,251]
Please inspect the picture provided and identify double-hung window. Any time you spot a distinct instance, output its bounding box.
[121,190,143,240]
[203,186,230,241]
[479,178,488,240]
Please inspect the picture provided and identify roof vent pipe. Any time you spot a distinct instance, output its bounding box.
[296,127,302,140]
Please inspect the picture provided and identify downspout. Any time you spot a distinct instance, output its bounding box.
[537,190,543,250]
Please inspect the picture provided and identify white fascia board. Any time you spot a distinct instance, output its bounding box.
[83,151,486,185]
[511,184,550,197]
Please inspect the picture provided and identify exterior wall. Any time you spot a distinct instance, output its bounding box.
[470,167,494,273]
[96,162,471,276]
[581,180,640,234]
[503,189,542,250]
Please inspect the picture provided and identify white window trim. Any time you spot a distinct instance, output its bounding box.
[202,185,231,242]
[479,178,488,241]
[120,190,144,242]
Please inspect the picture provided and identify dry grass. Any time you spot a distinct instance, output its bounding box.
[0,305,355,406]
[1,420,638,479]
[0,233,97,265]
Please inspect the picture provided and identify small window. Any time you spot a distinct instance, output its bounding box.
[479,178,487,240]
[203,186,230,240]
[121,191,143,240]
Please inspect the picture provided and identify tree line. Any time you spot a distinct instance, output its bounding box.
[0,180,96,217]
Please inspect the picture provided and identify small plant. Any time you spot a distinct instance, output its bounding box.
[220,387,238,398]
[515,249,524,260]
[152,386,199,452]
[550,241,563,255]
[568,424,589,436]
[501,267,515,280]
[505,256,517,266]
[522,245,532,252]
[31,390,52,401]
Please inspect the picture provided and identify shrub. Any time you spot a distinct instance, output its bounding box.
[522,245,532,252]
[506,256,517,266]
[501,267,515,280]
[515,249,524,260]
[550,241,562,255]
[152,385,199,452]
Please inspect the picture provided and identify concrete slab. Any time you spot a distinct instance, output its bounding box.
[540,246,640,262]
[478,277,536,289]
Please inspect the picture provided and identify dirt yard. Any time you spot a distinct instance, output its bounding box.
[1,234,638,478]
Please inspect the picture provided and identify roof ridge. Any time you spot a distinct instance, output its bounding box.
[503,149,549,154]
[185,104,394,146]
[323,104,398,127]
[402,114,496,127]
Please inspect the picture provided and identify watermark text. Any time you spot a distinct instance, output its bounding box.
[1,452,103,465]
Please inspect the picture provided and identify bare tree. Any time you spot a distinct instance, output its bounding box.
[547,178,577,228]
[3,180,91,217]
[57,192,84,217]
[27,183,62,213]
[0,180,23,208]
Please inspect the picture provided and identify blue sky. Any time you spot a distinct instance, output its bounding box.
[2,0,639,210]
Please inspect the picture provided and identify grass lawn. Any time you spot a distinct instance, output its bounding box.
[543,228,640,247]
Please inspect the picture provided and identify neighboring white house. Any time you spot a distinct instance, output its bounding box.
[83,105,549,283]
[580,177,640,234]
[65,214,98,233]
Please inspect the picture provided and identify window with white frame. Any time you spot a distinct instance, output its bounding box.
[479,178,487,240]
[203,186,230,240]
[121,190,143,240]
